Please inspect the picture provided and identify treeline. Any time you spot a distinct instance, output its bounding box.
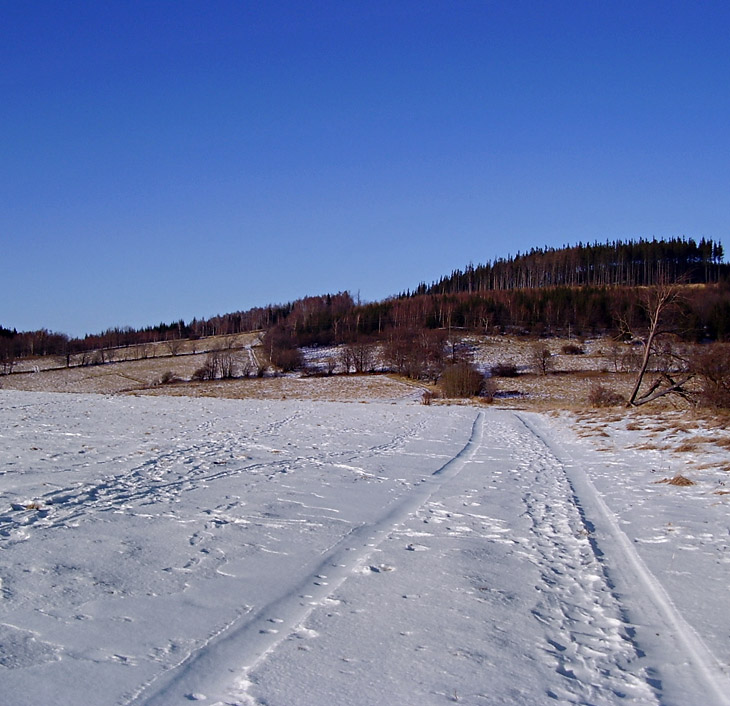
[414,237,727,295]
[3,239,730,370]
[263,282,730,346]
[5,284,730,371]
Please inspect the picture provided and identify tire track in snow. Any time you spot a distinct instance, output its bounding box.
[516,413,730,706]
[126,412,485,706]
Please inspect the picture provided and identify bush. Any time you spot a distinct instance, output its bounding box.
[438,362,486,398]
[588,383,625,407]
[192,362,215,381]
[691,344,730,408]
[491,362,519,378]
[482,376,497,402]
[561,343,585,355]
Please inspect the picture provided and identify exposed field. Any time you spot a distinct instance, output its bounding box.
[8,333,264,376]
[0,334,649,409]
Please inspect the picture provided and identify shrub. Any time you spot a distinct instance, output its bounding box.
[588,383,625,407]
[491,362,519,378]
[191,363,215,381]
[561,343,585,355]
[691,343,730,408]
[439,362,486,398]
[158,371,179,385]
[482,376,497,402]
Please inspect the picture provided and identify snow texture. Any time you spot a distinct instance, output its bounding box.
[0,390,728,705]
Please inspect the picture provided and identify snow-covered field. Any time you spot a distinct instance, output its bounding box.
[1,390,728,706]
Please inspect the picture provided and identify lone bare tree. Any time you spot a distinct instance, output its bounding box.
[165,338,183,356]
[529,343,553,376]
[623,282,694,407]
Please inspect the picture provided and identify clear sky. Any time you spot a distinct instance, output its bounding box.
[2,1,729,338]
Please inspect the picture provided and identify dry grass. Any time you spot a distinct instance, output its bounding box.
[630,442,660,451]
[656,474,696,486]
[672,436,717,453]
[674,440,700,453]
[135,374,420,403]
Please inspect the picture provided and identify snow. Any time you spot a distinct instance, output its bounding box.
[0,390,728,706]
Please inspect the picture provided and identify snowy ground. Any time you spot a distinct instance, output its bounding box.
[1,390,728,706]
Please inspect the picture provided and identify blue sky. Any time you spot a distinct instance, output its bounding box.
[2,1,729,337]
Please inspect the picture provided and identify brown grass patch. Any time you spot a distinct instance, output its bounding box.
[656,474,696,486]
[674,441,699,453]
[673,436,717,453]
[631,442,659,451]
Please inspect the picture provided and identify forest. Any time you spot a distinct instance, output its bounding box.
[415,237,727,294]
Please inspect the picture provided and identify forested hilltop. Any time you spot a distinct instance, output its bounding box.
[3,238,730,367]
[413,237,726,295]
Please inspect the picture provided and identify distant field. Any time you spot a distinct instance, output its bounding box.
[1,334,648,410]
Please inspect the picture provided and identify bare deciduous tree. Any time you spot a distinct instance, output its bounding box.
[530,343,553,376]
[0,339,17,374]
[621,282,695,406]
[166,339,183,356]
[341,339,374,374]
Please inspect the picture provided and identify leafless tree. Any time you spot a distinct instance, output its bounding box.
[263,326,301,372]
[383,329,445,381]
[324,355,337,376]
[621,282,694,406]
[192,349,236,380]
[529,343,553,376]
[166,339,183,356]
[341,339,374,374]
[0,339,17,374]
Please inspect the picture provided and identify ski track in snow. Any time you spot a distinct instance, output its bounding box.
[0,391,728,706]
[506,415,656,705]
[520,413,730,706]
